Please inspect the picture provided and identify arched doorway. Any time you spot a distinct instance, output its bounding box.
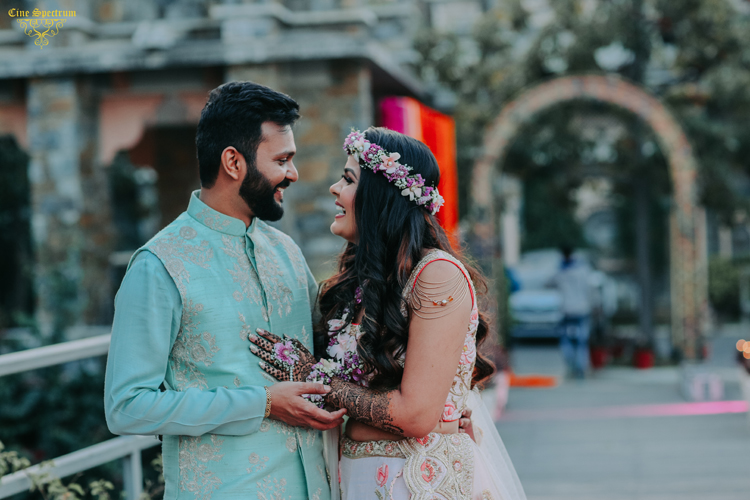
[471,75,707,359]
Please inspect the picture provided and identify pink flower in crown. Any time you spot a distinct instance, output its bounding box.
[363,144,382,165]
[389,165,409,180]
[382,152,401,173]
[274,340,299,365]
[376,464,389,487]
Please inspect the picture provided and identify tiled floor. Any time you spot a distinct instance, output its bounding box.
[491,337,750,500]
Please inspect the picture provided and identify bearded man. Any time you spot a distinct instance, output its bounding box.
[104,81,345,500]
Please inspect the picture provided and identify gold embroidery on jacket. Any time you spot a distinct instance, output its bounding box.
[150,233,213,297]
[178,434,225,500]
[261,225,308,289]
[247,452,269,474]
[170,300,220,390]
[256,475,291,500]
[195,208,232,232]
[221,236,268,321]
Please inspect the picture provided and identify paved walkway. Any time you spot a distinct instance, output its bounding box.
[489,337,750,500]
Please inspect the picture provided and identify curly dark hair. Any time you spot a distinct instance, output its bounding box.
[316,127,495,391]
[195,81,300,188]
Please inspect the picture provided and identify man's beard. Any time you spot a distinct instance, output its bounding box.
[239,165,290,222]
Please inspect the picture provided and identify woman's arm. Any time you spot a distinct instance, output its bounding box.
[326,260,472,437]
[251,259,473,437]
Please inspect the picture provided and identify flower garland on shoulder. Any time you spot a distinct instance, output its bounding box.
[305,286,370,408]
[343,130,445,215]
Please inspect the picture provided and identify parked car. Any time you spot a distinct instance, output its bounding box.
[508,249,617,339]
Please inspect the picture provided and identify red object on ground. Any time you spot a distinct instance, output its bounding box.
[590,346,608,369]
[508,371,558,388]
[633,348,654,369]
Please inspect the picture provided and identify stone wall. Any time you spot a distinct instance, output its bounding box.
[27,76,114,334]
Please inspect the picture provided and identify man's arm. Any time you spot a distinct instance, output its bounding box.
[104,252,342,436]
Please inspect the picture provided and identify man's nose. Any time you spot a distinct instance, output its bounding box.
[286,161,299,183]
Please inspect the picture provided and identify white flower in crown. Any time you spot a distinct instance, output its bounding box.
[343,129,444,214]
[351,137,371,163]
[430,193,445,215]
[402,184,422,201]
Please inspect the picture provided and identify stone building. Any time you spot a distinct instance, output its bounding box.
[0,0,473,335]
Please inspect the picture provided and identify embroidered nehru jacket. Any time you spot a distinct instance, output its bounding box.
[105,191,329,500]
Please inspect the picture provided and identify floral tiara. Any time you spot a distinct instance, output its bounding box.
[343,130,445,215]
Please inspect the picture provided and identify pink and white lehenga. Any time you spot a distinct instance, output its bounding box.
[323,250,526,500]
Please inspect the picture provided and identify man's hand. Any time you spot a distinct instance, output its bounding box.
[458,407,477,443]
[267,382,346,430]
[249,328,317,382]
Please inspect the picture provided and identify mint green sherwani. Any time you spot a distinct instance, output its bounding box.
[104,191,330,500]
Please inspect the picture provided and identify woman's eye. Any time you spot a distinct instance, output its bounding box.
[341,174,354,184]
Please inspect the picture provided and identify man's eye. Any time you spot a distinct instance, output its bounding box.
[278,158,288,165]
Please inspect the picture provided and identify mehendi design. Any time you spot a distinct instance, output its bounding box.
[250,329,317,382]
[325,378,405,436]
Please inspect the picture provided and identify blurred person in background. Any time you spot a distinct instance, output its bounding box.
[548,245,594,379]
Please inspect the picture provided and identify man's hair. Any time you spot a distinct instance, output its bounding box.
[195,81,300,188]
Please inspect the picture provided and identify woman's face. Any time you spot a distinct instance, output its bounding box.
[329,155,360,244]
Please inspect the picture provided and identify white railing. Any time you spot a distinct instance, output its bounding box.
[0,335,160,500]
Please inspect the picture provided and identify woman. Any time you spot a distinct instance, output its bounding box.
[250,127,525,500]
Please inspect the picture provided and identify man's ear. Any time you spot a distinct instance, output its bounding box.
[220,147,247,182]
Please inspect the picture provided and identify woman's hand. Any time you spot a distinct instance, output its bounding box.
[249,328,318,382]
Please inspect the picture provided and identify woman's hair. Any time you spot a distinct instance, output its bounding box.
[316,127,495,390]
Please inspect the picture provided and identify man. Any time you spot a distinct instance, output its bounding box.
[104,81,345,500]
[548,245,594,379]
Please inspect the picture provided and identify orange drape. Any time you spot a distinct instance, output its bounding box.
[379,97,459,246]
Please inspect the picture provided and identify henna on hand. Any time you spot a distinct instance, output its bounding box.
[325,377,405,436]
[249,328,318,382]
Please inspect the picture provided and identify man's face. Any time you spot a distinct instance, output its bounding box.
[240,122,298,221]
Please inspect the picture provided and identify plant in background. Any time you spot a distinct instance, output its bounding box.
[708,257,741,320]
[0,440,162,500]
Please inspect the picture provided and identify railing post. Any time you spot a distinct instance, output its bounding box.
[121,451,143,500]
